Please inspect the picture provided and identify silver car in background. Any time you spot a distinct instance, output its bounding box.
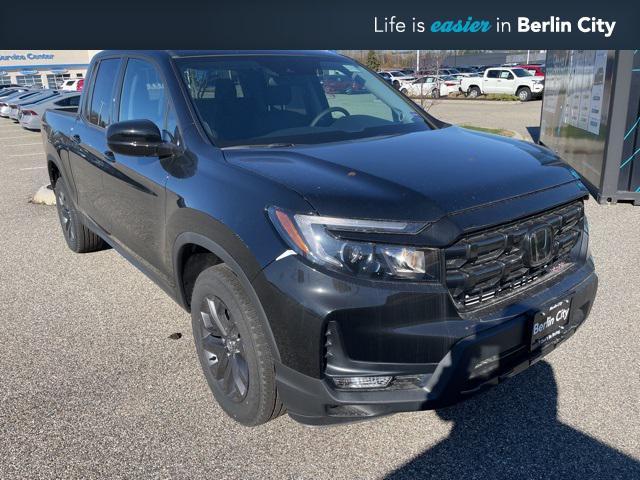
[0,88,32,103]
[0,90,43,117]
[19,93,81,131]
[8,90,61,121]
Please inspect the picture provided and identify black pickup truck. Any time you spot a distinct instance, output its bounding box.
[42,50,597,426]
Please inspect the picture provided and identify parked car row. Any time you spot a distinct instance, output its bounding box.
[377,62,546,100]
[0,86,81,130]
[399,75,461,98]
[377,70,417,88]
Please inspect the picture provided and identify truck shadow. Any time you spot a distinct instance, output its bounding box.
[386,361,639,480]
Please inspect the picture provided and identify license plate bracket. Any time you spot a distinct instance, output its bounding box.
[530,298,572,351]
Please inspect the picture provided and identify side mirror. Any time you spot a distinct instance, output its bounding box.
[106,119,177,157]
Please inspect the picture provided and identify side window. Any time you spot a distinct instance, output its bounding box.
[56,96,81,107]
[500,70,514,80]
[119,58,166,130]
[486,70,499,79]
[88,59,121,127]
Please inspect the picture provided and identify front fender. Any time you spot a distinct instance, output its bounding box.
[170,226,282,363]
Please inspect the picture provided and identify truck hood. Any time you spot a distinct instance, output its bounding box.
[223,126,579,222]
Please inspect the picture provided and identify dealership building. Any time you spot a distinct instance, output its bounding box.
[0,50,101,89]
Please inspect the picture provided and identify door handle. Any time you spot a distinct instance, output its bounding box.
[104,150,115,162]
[71,134,81,144]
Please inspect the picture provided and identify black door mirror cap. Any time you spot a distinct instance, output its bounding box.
[107,119,177,158]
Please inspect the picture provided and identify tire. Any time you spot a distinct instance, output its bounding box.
[393,80,400,89]
[400,87,408,95]
[54,177,106,253]
[191,264,283,426]
[468,86,481,98]
[517,87,532,102]
[431,88,440,99]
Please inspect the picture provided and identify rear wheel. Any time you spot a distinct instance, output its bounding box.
[468,86,481,98]
[392,80,400,89]
[191,264,283,426]
[517,87,532,102]
[54,177,106,253]
[431,88,440,99]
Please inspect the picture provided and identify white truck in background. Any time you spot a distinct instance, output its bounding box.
[459,67,544,101]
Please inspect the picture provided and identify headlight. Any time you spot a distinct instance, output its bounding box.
[268,207,440,281]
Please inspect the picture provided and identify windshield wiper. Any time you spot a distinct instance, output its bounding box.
[225,142,296,149]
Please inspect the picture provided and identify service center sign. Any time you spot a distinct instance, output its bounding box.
[0,53,55,62]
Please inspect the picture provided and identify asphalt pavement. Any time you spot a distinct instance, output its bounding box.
[0,106,638,479]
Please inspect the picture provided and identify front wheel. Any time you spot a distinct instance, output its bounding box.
[191,264,284,426]
[517,87,532,102]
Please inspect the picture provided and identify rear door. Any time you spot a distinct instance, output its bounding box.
[67,57,123,230]
[482,69,501,93]
[98,57,172,277]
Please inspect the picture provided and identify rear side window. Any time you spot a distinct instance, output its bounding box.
[119,59,166,130]
[55,95,81,107]
[88,59,121,128]
[486,70,499,78]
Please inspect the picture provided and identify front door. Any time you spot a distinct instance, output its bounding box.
[495,69,516,94]
[98,57,171,280]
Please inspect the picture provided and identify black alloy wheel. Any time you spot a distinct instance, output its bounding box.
[190,264,284,425]
[197,295,250,402]
[56,187,76,245]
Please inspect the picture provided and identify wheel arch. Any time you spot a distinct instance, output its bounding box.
[172,230,282,363]
[47,156,61,187]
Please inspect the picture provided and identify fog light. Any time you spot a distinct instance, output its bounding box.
[332,376,393,390]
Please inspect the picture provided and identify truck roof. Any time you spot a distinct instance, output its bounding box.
[92,50,343,61]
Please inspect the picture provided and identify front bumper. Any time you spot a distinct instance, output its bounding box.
[256,255,597,425]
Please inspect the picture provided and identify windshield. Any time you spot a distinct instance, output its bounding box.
[512,68,532,77]
[177,55,432,147]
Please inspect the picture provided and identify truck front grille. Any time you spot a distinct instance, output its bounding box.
[445,201,584,309]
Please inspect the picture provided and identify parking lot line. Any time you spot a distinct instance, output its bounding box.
[19,166,46,171]
[7,152,43,158]
[4,143,42,147]
[0,135,38,140]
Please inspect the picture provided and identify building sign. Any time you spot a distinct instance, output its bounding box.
[0,53,55,62]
